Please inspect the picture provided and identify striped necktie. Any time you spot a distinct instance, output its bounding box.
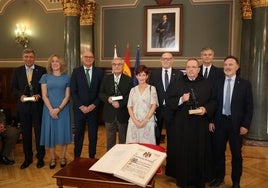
[85,68,91,87]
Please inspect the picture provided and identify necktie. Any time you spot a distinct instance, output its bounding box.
[204,67,208,78]
[85,69,91,87]
[164,69,169,91]
[27,68,33,84]
[224,79,231,115]
[115,76,119,84]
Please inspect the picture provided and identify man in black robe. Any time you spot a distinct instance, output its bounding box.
[166,58,217,188]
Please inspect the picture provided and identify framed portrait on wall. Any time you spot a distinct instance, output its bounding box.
[144,4,183,56]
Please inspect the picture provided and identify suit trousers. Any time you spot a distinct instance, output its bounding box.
[155,105,174,145]
[74,109,98,158]
[105,120,128,151]
[214,115,243,183]
[19,110,45,161]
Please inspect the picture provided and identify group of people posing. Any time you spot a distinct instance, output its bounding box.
[1,47,253,188]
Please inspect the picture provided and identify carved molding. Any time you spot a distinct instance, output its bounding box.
[62,0,81,16]
[80,0,97,25]
[0,0,62,14]
[251,0,268,9]
[240,0,252,19]
[190,0,233,4]
[0,0,14,14]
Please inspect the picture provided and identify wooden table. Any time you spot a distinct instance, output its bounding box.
[53,157,155,188]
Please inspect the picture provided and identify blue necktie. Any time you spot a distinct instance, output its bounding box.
[224,79,231,115]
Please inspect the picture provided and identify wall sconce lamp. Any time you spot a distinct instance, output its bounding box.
[15,24,31,48]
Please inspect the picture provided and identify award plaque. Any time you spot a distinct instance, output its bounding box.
[23,96,36,102]
[111,82,123,101]
[188,88,200,114]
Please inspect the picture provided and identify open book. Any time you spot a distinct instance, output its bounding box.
[89,144,166,187]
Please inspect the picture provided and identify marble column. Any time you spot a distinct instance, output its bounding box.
[246,0,268,142]
[62,0,81,75]
[80,0,97,53]
[239,0,252,80]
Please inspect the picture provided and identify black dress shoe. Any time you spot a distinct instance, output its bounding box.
[232,182,240,188]
[20,160,33,169]
[0,156,15,165]
[49,159,56,169]
[36,159,44,168]
[209,178,224,187]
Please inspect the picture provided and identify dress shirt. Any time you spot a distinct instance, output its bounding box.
[203,65,211,77]
[25,65,35,76]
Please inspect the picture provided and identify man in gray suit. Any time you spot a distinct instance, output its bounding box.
[99,57,133,151]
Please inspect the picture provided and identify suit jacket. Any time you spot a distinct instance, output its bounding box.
[214,76,253,131]
[199,65,224,82]
[70,66,104,109]
[149,68,183,106]
[11,65,46,113]
[99,74,133,124]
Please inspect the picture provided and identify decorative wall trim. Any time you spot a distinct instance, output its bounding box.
[35,0,62,12]
[0,0,14,15]
[191,0,233,4]
[251,0,268,9]
[0,0,62,14]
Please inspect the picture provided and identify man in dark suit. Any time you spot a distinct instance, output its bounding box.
[149,52,183,177]
[199,47,224,81]
[11,48,46,169]
[199,47,224,182]
[209,56,253,188]
[156,14,171,48]
[71,50,103,159]
[150,52,183,145]
[99,57,133,151]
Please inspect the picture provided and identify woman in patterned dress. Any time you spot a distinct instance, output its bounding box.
[126,65,158,144]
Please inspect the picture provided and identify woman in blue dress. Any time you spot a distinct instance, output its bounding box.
[39,54,72,169]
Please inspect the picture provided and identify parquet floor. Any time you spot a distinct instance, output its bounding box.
[0,125,268,188]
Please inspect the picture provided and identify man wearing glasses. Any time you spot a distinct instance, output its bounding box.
[166,58,217,188]
[149,52,183,176]
[70,50,103,159]
[99,57,133,151]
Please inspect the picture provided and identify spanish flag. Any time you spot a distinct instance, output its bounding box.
[123,45,132,77]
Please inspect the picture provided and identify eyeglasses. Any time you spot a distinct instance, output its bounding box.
[161,58,173,61]
[83,56,94,59]
[112,63,123,66]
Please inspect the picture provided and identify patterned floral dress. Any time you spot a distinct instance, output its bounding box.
[126,85,158,144]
